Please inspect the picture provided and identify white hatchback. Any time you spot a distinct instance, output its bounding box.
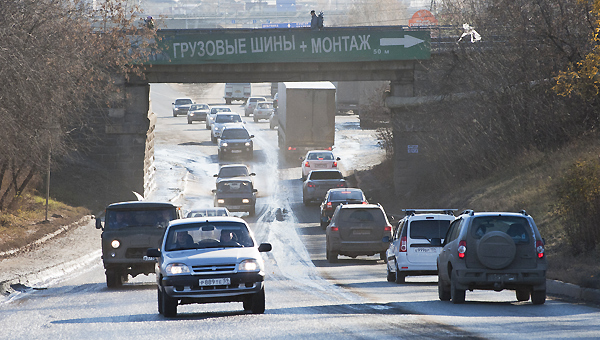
[300,150,340,180]
[385,209,456,283]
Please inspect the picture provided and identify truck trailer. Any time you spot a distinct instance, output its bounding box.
[277,82,336,160]
[224,83,251,104]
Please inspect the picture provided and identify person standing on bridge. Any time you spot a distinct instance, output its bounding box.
[311,10,318,30]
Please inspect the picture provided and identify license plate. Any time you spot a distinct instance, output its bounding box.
[315,164,326,168]
[353,229,370,235]
[414,247,436,253]
[228,205,242,209]
[199,278,231,286]
[231,150,242,153]
[488,274,516,281]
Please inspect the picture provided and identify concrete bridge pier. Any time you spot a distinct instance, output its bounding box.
[94,76,155,203]
[387,63,428,199]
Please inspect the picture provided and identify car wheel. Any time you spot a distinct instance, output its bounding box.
[303,196,309,205]
[187,119,192,124]
[531,289,546,305]
[250,287,266,314]
[320,219,327,229]
[450,277,466,304]
[253,117,258,123]
[105,269,122,288]
[438,273,451,301]
[245,111,249,117]
[226,99,231,105]
[211,135,217,143]
[218,150,222,160]
[326,246,337,263]
[394,263,405,284]
[157,287,164,314]
[380,251,387,263]
[248,205,255,217]
[173,111,177,117]
[386,263,395,282]
[516,288,531,302]
[161,287,178,317]
[206,123,210,129]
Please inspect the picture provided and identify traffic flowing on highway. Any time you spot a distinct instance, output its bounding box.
[1,83,600,339]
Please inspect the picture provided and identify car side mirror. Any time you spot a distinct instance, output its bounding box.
[382,236,390,243]
[146,248,161,257]
[95,216,103,230]
[250,135,254,138]
[258,243,272,252]
[212,189,217,193]
[253,189,258,193]
[250,173,256,176]
[299,157,304,161]
[430,238,442,246]
[336,157,341,161]
[214,174,218,177]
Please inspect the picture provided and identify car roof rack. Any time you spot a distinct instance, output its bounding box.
[459,209,474,216]
[519,210,528,216]
[401,209,458,216]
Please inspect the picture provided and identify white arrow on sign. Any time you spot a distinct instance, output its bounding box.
[380,35,424,48]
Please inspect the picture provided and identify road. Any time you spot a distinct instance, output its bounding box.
[1,83,599,339]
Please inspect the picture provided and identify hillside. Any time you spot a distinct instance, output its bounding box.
[355,136,600,290]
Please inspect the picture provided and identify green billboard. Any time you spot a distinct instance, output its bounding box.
[148,27,430,65]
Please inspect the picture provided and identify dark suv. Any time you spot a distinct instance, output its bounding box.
[326,203,392,263]
[218,127,254,160]
[213,178,257,216]
[437,210,547,304]
[95,201,181,287]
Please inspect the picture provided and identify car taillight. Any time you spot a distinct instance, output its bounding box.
[331,226,339,231]
[326,202,332,210]
[400,236,407,252]
[288,147,296,151]
[307,182,315,188]
[304,161,310,167]
[384,225,392,232]
[333,161,337,167]
[536,240,545,258]
[458,240,467,258]
[336,183,345,187]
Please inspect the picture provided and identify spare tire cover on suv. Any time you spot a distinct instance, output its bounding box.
[476,231,516,269]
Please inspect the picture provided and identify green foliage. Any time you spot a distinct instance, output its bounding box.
[554,158,600,253]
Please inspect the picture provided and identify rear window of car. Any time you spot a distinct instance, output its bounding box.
[221,129,250,139]
[408,220,451,239]
[219,167,249,177]
[339,208,385,223]
[215,114,242,123]
[258,102,273,109]
[190,104,208,110]
[307,152,334,160]
[329,190,364,201]
[471,216,531,244]
[211,108,231,113]
[309,171,343,180]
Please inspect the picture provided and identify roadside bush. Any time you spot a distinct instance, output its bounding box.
[554,158,600,253]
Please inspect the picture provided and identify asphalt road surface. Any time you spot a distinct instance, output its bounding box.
[1,83,599,339]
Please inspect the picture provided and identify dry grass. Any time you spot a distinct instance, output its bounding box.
[357,137,600,289]
[0,194,89,253]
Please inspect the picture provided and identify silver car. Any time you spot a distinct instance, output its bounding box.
[172,98,194,117]
[205,106,232,129]
[146,217,272,317]
[211,113,244,143]
[302,169,347,205]
[253,101,274,122]
[187,103,210,124]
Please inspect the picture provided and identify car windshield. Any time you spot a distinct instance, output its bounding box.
[216,181,253,193]
[221,129,250,139]
[215,114,242,123]
[258,102,273,109]
[309,171,343,180]
[211,108,231,114]
[219,166,249,177]
[190,104,208,110]
[338,208,385,223]
[165,222,254,251]
[186,209,229,218]
[471,216,531,244]
[329,190,364,201]
[307,152,334,160]
[409,220,451,240]
[175,99,193,105]
[106,208,176,229]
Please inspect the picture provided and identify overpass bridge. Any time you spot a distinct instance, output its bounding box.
[98,26,445,202]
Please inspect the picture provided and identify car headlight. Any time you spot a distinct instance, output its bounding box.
[242,198,250,204]
[165,263,191,275]
[111,239,120,249]
[221,142,228,147]
[214,126,221,131]
[217,199,225,204]
[238,259,259,272]
[244,142,251,146]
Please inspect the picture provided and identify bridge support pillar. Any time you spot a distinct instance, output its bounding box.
[93,77,155,202]
[387,65,428,199]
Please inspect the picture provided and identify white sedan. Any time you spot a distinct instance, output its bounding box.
[210,112,244,143]
[300,150,340,180]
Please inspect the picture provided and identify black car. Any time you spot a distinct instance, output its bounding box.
[218,127,254,160]
[319,188,367,229]
[212,178,257,216]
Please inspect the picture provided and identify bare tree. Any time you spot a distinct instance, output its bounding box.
[0,0,156,210]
